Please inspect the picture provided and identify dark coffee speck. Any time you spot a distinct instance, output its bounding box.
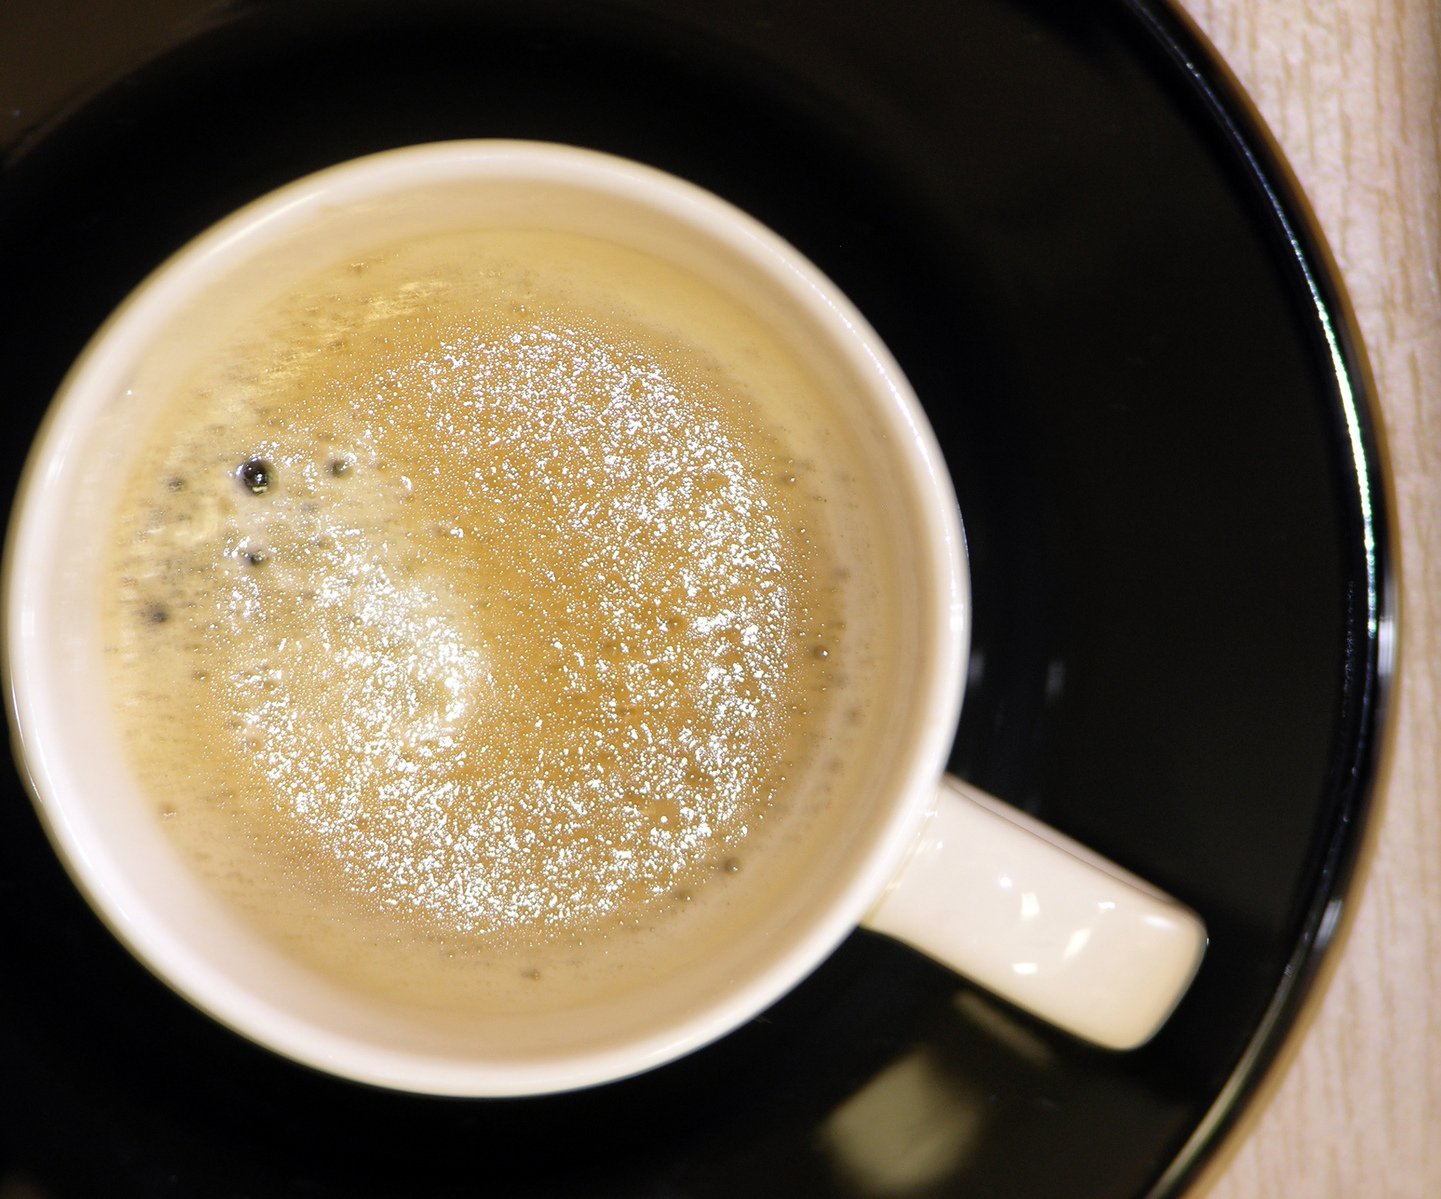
[238,458,273,494]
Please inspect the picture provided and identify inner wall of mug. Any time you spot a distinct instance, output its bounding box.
[7,143,963,1091]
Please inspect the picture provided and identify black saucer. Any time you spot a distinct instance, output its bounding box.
[0,2,1390,1196]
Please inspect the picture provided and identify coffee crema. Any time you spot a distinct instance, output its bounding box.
[102,228,883,1014]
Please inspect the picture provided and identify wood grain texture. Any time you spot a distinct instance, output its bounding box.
[1177,2,1440,1196]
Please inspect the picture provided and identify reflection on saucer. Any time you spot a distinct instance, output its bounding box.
[952,989,1057,1069]
[820,1047,985,1195]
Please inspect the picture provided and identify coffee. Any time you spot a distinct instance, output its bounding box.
[101,227,892,1016]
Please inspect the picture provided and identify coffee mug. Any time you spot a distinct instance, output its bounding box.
[3,141,1205,1096]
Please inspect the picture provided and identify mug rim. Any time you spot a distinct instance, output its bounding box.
[3,139,969,1095]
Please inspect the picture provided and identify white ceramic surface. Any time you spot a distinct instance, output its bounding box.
[866,777,1206,1049]
[4,141,1203,1094]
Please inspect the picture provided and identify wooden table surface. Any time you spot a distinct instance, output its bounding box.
[1176,3,1439,1196]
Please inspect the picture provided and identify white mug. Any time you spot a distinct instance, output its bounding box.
[3,141,1205,1096]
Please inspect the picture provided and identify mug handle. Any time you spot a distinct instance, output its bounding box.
[863,775,1207,1049]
